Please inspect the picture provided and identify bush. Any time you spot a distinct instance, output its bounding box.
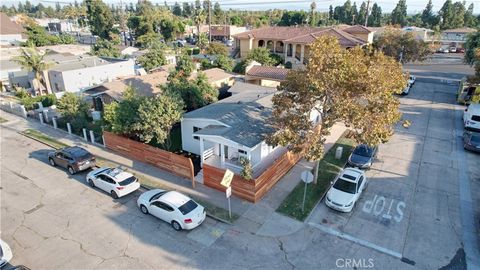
[186,48,193,55]
[201,59,213,70]
[285,61,293,69]
[19,93,57,111]
[240,157,253,180]
[233,60,248,74]
[192,48,200,55]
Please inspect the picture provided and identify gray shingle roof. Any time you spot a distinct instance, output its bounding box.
[184,82,277,148]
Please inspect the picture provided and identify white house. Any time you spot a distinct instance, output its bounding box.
[48,57,135,96]
[441,28,477,48]
[402,26,436,42]
[181,82,321,174]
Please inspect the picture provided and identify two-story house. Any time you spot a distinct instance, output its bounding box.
[233,25,373,68]
[441,28,477,49]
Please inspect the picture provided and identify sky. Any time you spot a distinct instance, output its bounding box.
[3,0,480,14]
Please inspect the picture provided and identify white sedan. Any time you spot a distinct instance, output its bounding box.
[137,189,206,231]
[86,167,140,199]
[0,239,12,268]
[325,168,367,213]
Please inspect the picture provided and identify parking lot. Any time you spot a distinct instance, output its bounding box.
[307,79,479,269]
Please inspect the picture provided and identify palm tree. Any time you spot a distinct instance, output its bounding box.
[12,46,53,95]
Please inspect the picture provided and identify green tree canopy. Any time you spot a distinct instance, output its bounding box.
[56,92,89,121]
[138,41,167,72]
[85,0,114,39]
[213,55,234,72]
[267,36,405,161]
[90,39,120,58]
[12,46,53,95]
[205,42,228,56]
[373,27,432,63]
[391,0,408,26]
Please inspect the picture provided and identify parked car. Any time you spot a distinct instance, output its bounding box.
[48,146,96,175]
[86,167,140,199]
[347,144,378,169]
[0,239,12,268]
[463,131,480,153]
[401,83,411,95]
[325,168,367,213]
[137,189,206,231]
[463,104,480,131]
[449,47,457,53]
[437,48,449,53]
[408,75,416,86]
[225,40,233,47]
[456,48,465,53]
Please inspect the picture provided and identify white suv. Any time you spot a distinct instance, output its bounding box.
[463,104,480,132]
[325,168,367,213]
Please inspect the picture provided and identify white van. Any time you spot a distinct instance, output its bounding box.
[463,104,480,131]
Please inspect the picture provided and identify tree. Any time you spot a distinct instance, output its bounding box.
[230,15,243,26]
[104,86,143,137]
[205,42,228,56]
[90,39,120,58]
[329,5,334,22]
[172,2,182,16]
[439,0,455,29]
[197,32,209,53]
[246,48,281,66]
[368,3,382,27]
[85,0,114,39]
[357,2,367,26]
[421,0,435,28]
[213,55,234,71]
[451,1,466,28]
[175,51,196,77]
[374,28,432,63]
[182,2,192,17]
[391,0,407,27]
[56,92,89,121]
[464,31,480,65]
[159,18,185,41]
[213,2,222,24]
[132,93,184,147]
[464,3,477,28]
[138,41,167,72]
[267,36,404,177]
[309,1,317,26]
[12,46,53,95]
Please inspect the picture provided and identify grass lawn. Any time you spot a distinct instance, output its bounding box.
[0,117,7,123]
[18,128,238,223]
[276,131,356,221]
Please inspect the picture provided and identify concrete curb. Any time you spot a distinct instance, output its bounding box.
[19,131,61,150]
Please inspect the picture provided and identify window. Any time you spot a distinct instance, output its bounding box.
[119,176,137,186]
[178,200,198,215]
[193,126,202,140]
[152,201,174,212]
[333,179,357,194]
[238,149,247,155]
[357,176,364,192]
[471,115,480,122]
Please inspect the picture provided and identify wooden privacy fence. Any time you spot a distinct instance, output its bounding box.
[204,151,302,202]
[103,132,195,187]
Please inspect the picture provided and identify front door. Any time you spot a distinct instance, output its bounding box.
[224,145,229,160]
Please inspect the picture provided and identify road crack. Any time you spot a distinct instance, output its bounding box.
[276,238,296,270]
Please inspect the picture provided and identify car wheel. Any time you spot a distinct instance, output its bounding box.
[49,158,56,166]
[110,191,119,199]
[140,205,148,215]
[68,166,75,175]
[171,221,182,231]
[88,179,95,187]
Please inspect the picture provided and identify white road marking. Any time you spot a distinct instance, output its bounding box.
[362,195,406,223]
[308,222,403,259]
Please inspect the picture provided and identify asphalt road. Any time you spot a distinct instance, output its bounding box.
[1,55,479,270]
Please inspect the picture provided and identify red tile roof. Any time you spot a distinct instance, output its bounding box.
[233,25,369,47]
[246,66,289,81]
[442,27,477,33]
[210,25,231,36]
[341,25,373,34]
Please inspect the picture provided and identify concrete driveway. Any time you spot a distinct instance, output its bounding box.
[307,80,479,269]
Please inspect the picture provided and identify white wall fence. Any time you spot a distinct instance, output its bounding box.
[0,101,27,118]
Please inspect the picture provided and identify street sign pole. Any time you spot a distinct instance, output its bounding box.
[300,170,314,213]
[302,180,308,212]
[226,186,232,219]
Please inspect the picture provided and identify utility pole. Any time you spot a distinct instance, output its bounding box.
[364,0,371,27]
[208,1,212,43]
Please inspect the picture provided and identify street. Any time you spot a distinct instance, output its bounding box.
[1,54,479,270]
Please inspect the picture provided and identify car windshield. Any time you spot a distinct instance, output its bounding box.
[71,148,91,161]
[178,200,198,215]
[333,179,357,194]
[119,176,137,186]
[0,244,3,257]
[149,191,167,202]
[353,145,373,157]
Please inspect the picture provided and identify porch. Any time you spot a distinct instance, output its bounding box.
[200,136,288,178]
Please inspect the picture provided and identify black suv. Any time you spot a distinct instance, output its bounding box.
[48,146,96,175]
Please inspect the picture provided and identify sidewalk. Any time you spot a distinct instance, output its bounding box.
[1,110,346,236]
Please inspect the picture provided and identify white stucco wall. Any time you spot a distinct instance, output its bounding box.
[181,118,227,155]
[48,59,135,94]
[0,34,24,46]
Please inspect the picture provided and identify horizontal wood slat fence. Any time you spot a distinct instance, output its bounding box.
[203,151,301,202]
[103,132,195,187]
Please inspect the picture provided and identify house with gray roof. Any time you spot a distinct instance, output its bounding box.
[181,82,320,175]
